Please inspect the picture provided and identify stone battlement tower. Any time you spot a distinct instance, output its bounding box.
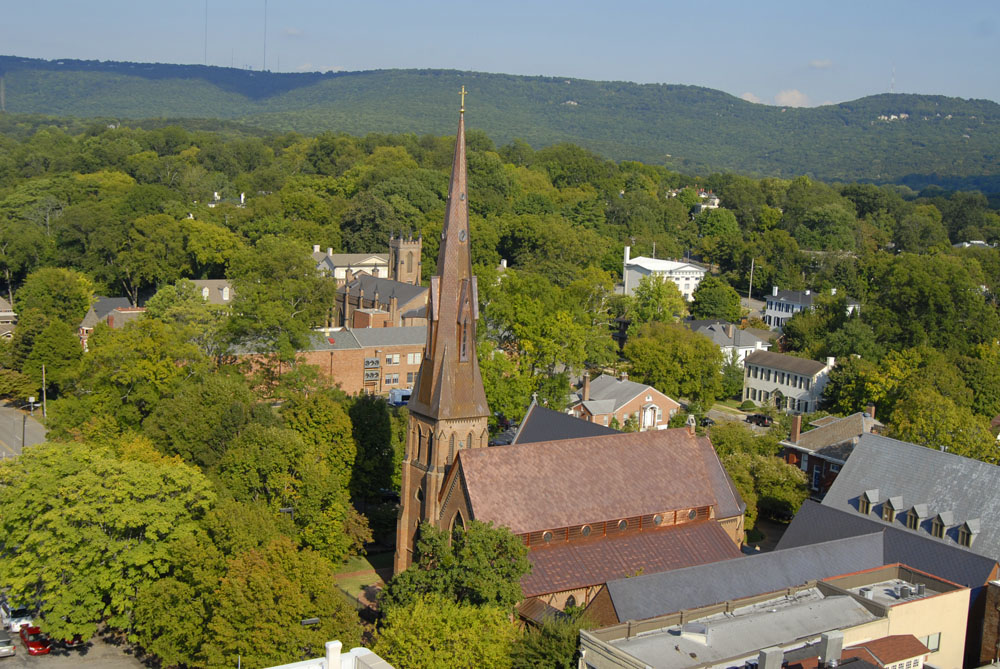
[388,233,422,286]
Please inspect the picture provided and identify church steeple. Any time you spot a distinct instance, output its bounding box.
[394,93,491,574]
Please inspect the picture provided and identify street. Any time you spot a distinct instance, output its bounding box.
[0,403,47,460]
[1,633,146,668]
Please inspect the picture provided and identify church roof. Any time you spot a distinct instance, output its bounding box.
[337,275,427,307]
[522,520,740,597]
[511,398,618,445]
[458,428,744,536]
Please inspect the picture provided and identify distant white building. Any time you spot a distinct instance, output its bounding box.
[622,247,706,301]
[763,286,859,331]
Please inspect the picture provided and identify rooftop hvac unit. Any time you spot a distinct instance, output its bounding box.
[859,587,874,599]
[900,585,912,598]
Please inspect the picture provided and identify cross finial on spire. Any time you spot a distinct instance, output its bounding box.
[460,85,467,113]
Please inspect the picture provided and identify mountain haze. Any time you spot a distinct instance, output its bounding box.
[1,56,998,189]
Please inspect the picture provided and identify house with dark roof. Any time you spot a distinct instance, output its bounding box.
[568,372,680,431]
[191,279,235,306]
[504,395,618,445]
[685,319,772,366]
[78,296,144,351]
[764,286,860,330]
[743,350,835,413]
[782,411,883,496]
[436,426,745,611]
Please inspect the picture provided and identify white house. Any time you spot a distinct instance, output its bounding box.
[312,246,390,285]
[742,351,835,413]
[763,286,860,330]
[688,320,772,366]
[622,247,706,301]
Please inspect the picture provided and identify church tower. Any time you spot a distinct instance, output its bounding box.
[388,233,422,285]
[394,91,490,574]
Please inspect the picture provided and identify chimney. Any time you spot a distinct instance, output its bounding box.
[345,268,354,284]
[826,356,836,368]
[790,414,802,443]
[327,247,333,256]
[390,294,398,324]
[726,323,735,339]
[818,631,844,667]
[805,289,811,296]
[325,640,342,669]
[582,372,591,401]
[313,244,321,253]
[624,245,631,265]
[620,371,628,382]
[772,285,778,297]
[758,647,784,669]
[686,414,697,437]
[831,287,837,296]
[500,259,507,269]
[865,403,876,421]
[240,192,245,204]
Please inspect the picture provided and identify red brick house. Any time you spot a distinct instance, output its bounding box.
[568,373,680,431]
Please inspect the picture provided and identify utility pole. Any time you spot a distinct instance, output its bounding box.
[747,257,755,304]
[42,364,47,418]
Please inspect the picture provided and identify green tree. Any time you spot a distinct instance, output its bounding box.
[887,388,1000,463]
[116,213,189,306]
[22,318,81,396]
[144,279,229,359]
[347,393,396,502]
[628,274,688,329]
[14,266,92,325]
[203,537,361,669]
[381,521,530,612]
[511,608,591,669]
[690,275,742,321]
[0,437,215,642]
[374,593,517,669]
[226,236,336,364]
[624,322,723,406]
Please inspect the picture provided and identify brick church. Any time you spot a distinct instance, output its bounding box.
[393,97,746,613]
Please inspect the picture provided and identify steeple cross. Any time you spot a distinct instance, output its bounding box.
[460,85,467,113]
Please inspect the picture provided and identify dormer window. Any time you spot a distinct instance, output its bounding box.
[931,517,944,538]
[883,496,902,524]
[859,489,878,516]
[222,286,230,301]
[907,510,919,530]
[959,519,980,547]
[201,287,210,300]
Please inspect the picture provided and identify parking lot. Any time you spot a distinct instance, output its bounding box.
[2,633,146,668]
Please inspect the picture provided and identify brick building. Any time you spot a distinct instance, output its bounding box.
[295,327,426,396]
[568,373,680,431]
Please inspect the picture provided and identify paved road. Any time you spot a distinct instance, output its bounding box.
[0,403,47,460]
[1,633,146,668]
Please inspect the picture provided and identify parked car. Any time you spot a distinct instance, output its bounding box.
[746,413,773,427]
[0,630,14,657]
[60,634,87,649]
[18,626,50,655]
[0,598,31,632]
[700,416,715,427]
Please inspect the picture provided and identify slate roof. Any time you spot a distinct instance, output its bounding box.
[777,501,998,588]
[783,412,883,463]
[522,520,741,597]
[600,533,886,623]
[190,279,234,305]
[458,428,744,535]
[571,374,676,413]
[744,350,829,376]
[301,326,426,352]
[80,296,132,329]
[821,433,1000,559]
[337,275,427,307]
[692,321,771,350]
[511,399,618,445]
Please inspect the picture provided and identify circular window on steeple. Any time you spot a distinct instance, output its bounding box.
[618,519,628,531]
[580,525,592,537]
[653,514,664,526]
[688,509,697,520]
[458,230,467,242]
[543,531,553,543]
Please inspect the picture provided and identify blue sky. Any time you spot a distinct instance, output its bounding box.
[2,1,998,106]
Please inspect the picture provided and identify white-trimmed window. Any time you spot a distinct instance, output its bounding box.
[407,352,422,365]
[385,353,400,365]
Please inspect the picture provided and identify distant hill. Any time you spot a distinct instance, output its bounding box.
[1,55,999,189]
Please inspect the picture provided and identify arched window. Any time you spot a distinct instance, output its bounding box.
[406,251,413,274]
[467,432,473,451]
[426,433,434,464]
[565,595,577,609]
[450,510,466,542]
[222,286,230,301]
[449,434,456,463]
[201,287,210,300]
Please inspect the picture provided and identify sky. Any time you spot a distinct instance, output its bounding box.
[2,1,999,106]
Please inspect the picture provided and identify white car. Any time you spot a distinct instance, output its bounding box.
[0,630,14,657]
[0,598,32,631]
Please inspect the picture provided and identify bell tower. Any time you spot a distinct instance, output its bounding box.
[388,233,422,286]
[394,89,490,574]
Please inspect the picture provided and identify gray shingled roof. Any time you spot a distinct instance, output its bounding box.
[301,326,426,352]
[821,433,1000,559]
[744,350,828,375]
[777,501,998,588]
[782,412,883,463]
[692,322,770,349]
[573,374,671,413]
[603,533,885,623]
[512,400,619,445]
[80,296,132,329]
[337,275,427,307]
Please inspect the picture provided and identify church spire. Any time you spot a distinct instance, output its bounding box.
[406,89,489,421]
[394,92,491,574]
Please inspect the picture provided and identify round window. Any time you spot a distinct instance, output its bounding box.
[653,514,663,526]
[581,525,592,537]
[618,519,628,531]
[688,509,697,520]
[543,531,553,543]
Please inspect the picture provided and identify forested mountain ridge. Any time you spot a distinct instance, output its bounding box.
[1,55,998,189]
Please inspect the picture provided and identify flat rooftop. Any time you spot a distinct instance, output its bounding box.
[843,577,939,607]
[607,589,877,669]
